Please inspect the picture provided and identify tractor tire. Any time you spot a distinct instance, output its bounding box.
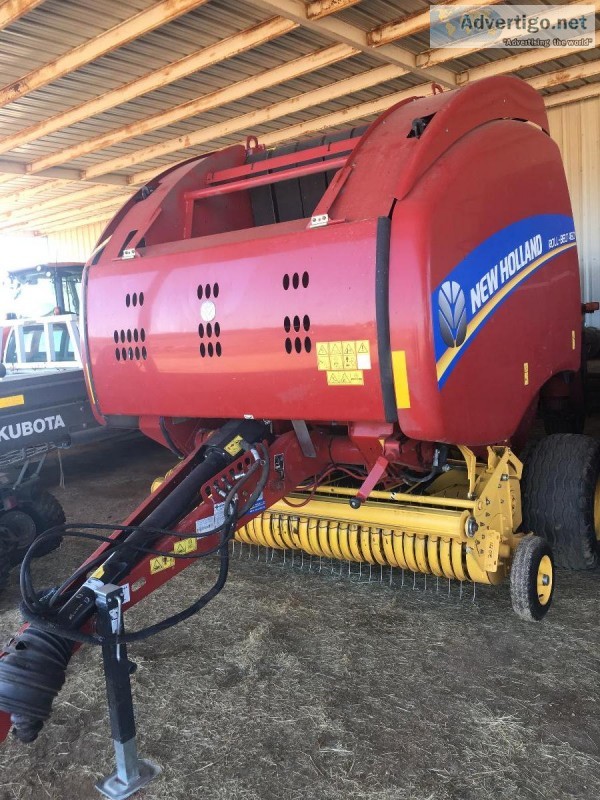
[510,535,554,621]
[0,510,37,563]
[522,433,600,570]
[22,490,65,557]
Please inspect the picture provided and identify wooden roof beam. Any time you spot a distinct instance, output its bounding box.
[457,30,600,84]
[544,82,600,108]
[0,0,45,31]
[0,17,296,159]
[0,184,123,225]
[0,179,71,209]
[306,0,360,19]
[367,0,502,46]
[35,207,121,235]
[0,0,210,108]
[83,62,407,179]
[28,43,360,174]
[0,158,128,185]
[420,0,600,70]
[0,194,127,232]
[249,0,456,87]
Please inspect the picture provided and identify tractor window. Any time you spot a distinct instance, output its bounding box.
[51,323,75,362]
[4,331,16,364]
[22,325,47,363]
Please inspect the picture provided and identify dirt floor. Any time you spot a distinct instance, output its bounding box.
[0,434,599,800]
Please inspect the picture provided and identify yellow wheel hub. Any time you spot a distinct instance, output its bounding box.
[594,479,600,541]
[536,554,553,606]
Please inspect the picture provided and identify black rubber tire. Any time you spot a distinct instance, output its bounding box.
[522,433,600,570]
[510,535,555,621]
[0,510,37,564]
[22,490,65,557]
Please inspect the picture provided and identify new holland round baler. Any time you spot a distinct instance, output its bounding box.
[0,76,597,797]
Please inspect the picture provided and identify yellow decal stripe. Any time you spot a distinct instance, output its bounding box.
[436,242,575,382]
[391,350,411,409]
[0,394,25,410]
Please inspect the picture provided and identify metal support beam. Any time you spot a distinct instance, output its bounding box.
[0,0,210,108]
[28,43,359,174]
[248,0,456,87]
[83,62,405,180]
[306,0,360,19]
[0,17,296,159]
[0,0,44,31]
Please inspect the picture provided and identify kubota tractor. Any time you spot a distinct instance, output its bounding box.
[0,76,597,798]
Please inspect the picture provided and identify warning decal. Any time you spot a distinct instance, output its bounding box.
[150,555,176,574]
[316,341,371,387]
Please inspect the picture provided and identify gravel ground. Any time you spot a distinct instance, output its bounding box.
[0,433,599,800]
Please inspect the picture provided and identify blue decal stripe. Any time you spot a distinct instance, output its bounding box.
[436,241,575,387]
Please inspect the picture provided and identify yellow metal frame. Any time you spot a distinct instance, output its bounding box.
[236,445,525,586]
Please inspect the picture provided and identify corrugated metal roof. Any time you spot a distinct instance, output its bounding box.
[0,0,597,236]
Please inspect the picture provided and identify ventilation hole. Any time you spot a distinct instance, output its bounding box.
[205,283,211,299]
[115,348,121,361]
[113,331,119,344]
[198,323,204,338]
[140,329,146,342]
[121,347,127,360]
[207,323,213,338]
[134,329,139,342]
[142,346,147,360]
[284,316,291,333]
[213,283,219,298]
[304,337,312,353]
[200,343,206,357]
[120,330,125,343]
[132,293,138,307]
[292,273,299,289]
[283,274,290,291]
[127,329,132,343]
[125,294,131,308]
[216,342,222,357]
[135,347,140,360]
[215,322,220,337]
[302,271,309,288]
[207,342,214,357]
[303,315,310,332]
[293,315,300,332]
[128,347,134,360]
[139,292,144,306]
[197,285,203,299]
[294,337,302,353]
[285,337,292,354]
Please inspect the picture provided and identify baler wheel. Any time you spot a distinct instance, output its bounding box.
[510,535,554,621]
[0,510,36,563]
[22,490,65,557]
[522,434,600,570]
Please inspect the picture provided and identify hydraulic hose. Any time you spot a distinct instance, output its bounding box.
[0,420,270,743]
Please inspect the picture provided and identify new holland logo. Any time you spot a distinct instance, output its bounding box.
[0,414,66,442]
[438,280,467,349]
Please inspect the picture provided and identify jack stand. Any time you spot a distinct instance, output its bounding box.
[93,583,161,800]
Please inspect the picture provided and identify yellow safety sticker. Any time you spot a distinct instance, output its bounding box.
[91,566,104,579]
[391,350,411,409]
[572,330,576,350]
[173,537,197,555]
[523,362,529,386]
[327,370,364,386]
[150,555,176,574]
[317,340,371,386]
[0,394,25,410]
[224,434,244,456]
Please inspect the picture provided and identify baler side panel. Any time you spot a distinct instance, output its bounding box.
[87,218,392,424]
[390,118,581,445]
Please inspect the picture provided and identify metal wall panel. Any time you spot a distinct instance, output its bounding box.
[548,96,600,325]
[44,221,105,263]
